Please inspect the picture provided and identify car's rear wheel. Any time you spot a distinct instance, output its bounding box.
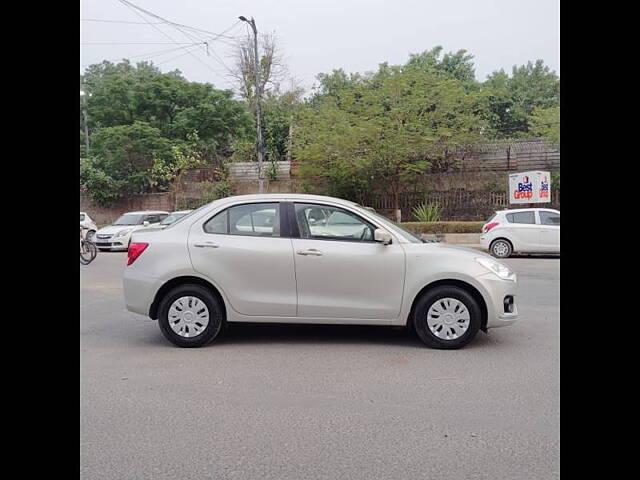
[412,286,481,349]
[158,284,225,348]
[490,239,512,258]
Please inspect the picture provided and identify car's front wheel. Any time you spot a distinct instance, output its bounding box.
[412,286,481,349]
[490,239,512,258]
[158,284,225,347]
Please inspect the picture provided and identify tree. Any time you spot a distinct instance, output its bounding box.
[529,106,560,147]
[81,60,252,161]
[89,121,173,197]
[295,63,485,218]
[407,46,477,85]
[482,60,559,137]
[231,32,286,110]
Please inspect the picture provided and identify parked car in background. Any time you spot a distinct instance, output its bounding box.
[94,211,169,251]
[159,210,192,228]
[480,208,560,258]
[123,194,518,349]
[80,212,98,240]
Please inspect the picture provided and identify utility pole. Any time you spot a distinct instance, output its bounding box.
[239,15,265,193]
[80,90,90,151]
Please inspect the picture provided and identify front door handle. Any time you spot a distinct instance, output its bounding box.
[194,242,219,248]
[296,249,323,256]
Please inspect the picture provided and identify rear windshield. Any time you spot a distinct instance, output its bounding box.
[485,213,496,223]
[113,214,144,226]
[160,212,189,225]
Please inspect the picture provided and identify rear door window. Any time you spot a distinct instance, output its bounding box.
[539,211,560,225]
[506,211,536,224]
[204,203,281,237]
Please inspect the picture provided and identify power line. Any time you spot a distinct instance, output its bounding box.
[116,0,223,77]
[81,42,197,45]
[117,0,239,41]
[80,44,206,68]
[81,18,163,25]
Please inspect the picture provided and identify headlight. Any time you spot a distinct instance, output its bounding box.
[475,257,516,281]
[116,229,131,237]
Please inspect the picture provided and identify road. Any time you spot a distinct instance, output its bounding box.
[80,251,559,480]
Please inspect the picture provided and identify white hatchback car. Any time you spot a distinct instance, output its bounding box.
[123,194,518,349]
[94,211,169,251]
[480,208,560,258]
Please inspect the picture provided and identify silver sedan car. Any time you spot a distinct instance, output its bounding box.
[123,194,518,348]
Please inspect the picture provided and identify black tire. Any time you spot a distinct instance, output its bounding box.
[489,238,513,258]
[412,286,481,349]
[157,284,225,348]
[80,240,97,265]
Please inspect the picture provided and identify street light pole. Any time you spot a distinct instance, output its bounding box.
[80,90,90,151]
[239,15,265,193]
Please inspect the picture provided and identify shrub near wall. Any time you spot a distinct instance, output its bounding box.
[401,222,484,234]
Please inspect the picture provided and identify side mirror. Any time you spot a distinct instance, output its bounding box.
[143,221,150,227]
[374,228,392,245]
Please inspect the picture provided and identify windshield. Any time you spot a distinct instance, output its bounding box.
[113,214,144,226]
[163,204,210,229]
[160,212,189,226]
[355,206,423,243]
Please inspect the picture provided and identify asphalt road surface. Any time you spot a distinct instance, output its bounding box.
[80,251,559,480]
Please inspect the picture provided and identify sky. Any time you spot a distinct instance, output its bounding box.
[80,0,559,93]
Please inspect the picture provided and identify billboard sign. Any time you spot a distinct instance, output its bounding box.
[508,171,551,204]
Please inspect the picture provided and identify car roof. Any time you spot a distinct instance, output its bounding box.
[123,210,170,214]
[212,193,360,206]
[170,210,192,214]
[496,207,559,213]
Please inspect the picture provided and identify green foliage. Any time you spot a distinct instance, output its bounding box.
[80,157,123,207]
[82,61,252,155]
[529,106,560,146]
[200,181,234,203]
[90,121,173,195]
[412,203,442,222]
[295,56,486,207]
[551,171,560,192]
[266,161,279,181]
[80,60,253,204]
[481,60,560,138]
[402,221,484,234]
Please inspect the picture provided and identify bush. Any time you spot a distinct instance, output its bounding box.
[401,221,484,234]
[412,202,442,222]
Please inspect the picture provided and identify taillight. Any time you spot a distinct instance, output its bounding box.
[127,242,149,266]
[483,222,500,233]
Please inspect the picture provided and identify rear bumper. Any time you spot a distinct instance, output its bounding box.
[122,268,160,316]
[479,235,490,250]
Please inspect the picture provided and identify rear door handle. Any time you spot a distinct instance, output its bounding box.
[194,242,219,248]
[296,249,323,256]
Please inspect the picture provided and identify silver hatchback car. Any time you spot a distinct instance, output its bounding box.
[123,194,518,348]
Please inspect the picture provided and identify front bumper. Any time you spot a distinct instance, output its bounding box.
[94,234,130,250]
[474,271,519,328]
